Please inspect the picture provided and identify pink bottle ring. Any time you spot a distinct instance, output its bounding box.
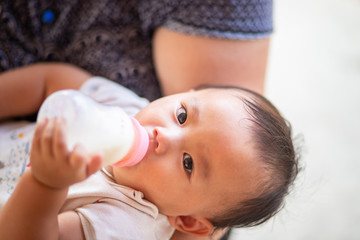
[112,117,149,167]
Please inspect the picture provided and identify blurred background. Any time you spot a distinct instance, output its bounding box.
[230,0,360,239]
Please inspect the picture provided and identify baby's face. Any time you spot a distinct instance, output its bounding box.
[113,89,264,218]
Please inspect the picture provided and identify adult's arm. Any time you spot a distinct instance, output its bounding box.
[0,63,91,120]
[152,27,270,96]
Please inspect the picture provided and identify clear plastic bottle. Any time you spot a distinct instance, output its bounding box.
[37,89,149,167]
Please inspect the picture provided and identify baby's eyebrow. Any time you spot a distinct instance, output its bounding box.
[200,149,210,180]
[188,96,199,121]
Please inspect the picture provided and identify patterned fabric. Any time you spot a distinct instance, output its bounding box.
[0,121,35,207]
[0,0,273,100]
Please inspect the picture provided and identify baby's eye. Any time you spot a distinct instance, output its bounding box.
[176,105,187,125]
[183,153,193,174]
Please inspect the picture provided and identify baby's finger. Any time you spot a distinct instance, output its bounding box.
[69,144,88,180]
[32,118,48,153]
[41,118,56,157]
[87,153,103,177]
[53,118,68,159]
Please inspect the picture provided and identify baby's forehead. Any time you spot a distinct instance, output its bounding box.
[195,86,252,97]
[192,87,255,105]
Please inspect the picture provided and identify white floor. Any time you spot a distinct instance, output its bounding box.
[230,0,360,239]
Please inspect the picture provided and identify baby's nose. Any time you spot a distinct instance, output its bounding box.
[153,127,182,154]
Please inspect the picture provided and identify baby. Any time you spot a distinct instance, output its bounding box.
[0,63,299,240]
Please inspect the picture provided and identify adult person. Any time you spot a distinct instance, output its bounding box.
[0,1,273,239]
[0,0,272,98]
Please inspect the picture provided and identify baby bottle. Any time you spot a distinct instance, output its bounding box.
[37,89,149,167]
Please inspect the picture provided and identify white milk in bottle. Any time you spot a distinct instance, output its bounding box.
[37,90,149,167]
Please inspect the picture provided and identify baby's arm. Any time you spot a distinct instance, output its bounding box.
[0,63,91,120]
[0,117,102,240]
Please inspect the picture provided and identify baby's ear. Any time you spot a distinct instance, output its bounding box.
[167,215,214,236]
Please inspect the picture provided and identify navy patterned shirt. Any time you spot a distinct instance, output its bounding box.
[0,0,272,100]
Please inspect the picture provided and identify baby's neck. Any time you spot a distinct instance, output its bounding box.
[106,165,138,189]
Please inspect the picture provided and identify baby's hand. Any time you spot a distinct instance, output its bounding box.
[30,118,103,189]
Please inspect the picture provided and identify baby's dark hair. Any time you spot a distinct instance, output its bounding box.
[195,85,300,231]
